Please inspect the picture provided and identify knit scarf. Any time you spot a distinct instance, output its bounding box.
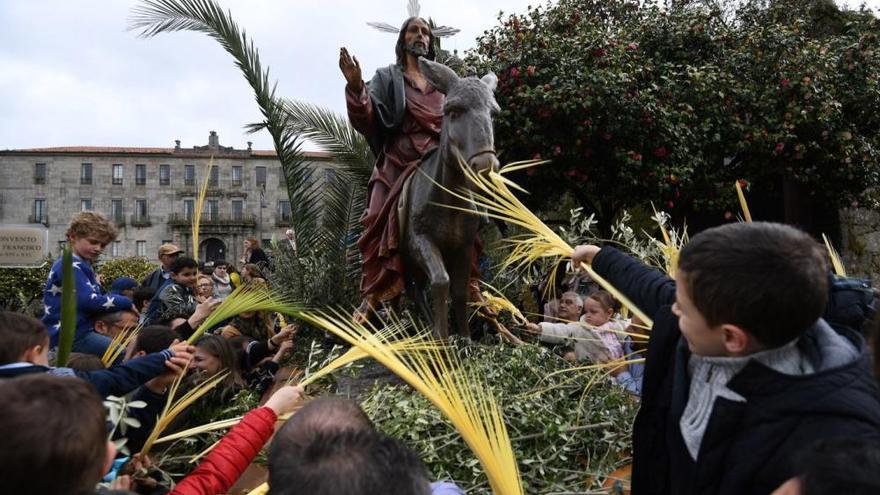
[680,339,814,460]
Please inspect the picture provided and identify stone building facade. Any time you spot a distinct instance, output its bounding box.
[0,131,334,265]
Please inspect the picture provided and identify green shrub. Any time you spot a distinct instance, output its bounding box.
[98,257,157,290]
[362,341,637,493]
[0,258,51,312]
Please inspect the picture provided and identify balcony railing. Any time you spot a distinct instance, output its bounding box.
[28,215,49,226]
[112,215,125,227]
[167,213,257,227]
[130,215,152,227]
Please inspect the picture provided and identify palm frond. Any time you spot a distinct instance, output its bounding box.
[129,0,318,250]
[280,99,373,183]
[735,180,752,222]
[101,323,143,367]
[432,159,654,327]
[431,25,461,37]
[139,369,230,457]
[298,309,524,495]
[407,0,420,18]
[186,283,304,344]
[822,233,847,276]
[192,156,213,260]
[55,247,76,367]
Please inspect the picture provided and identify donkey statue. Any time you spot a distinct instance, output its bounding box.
[401,58,500,340]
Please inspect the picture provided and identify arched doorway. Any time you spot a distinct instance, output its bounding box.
[201,238,226,263]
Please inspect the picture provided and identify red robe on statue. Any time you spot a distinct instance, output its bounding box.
[346,75,444,302]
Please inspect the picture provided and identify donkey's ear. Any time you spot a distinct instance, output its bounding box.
[481,72,498,92]
[419,58,459,94]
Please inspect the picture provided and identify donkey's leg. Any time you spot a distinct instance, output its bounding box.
[405,270,433,328]
[449,252,472,340]
[411,236,449,339]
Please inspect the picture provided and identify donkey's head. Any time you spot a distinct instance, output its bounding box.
[420,58,500,176]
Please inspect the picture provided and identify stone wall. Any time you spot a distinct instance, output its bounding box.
[839,208,880,285]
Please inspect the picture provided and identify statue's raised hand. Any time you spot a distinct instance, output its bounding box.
[339,47,363,91]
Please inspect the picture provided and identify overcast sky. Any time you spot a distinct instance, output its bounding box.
[1,0,877,152]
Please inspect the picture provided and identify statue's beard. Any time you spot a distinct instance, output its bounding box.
[404,41,428,57]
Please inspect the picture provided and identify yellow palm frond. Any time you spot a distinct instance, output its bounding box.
[101,322,143,367]
[822,233,847,276]
[192,156,214,261]
[297,309,524,495]
[139,368,230,457]
[433,159,652,328]
[735,180,752,222]
[187,284,303,344]
[474,282,528,326]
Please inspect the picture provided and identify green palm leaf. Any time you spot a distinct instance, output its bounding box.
[129,0,320,247]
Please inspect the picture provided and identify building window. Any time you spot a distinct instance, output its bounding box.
[184,165,195,186]
[209,165,219,187]
[159,164,170,186]
[183,199,194,221]
[136,241,146,257]
[278,200,292,222]
[135,199,148,222]
[34,163,46,184]
[32,199,47,223]
[111,241,121,257]
[232,166,242,186]
[256,166,267,186]
[80,163,93,184]
[81,199,92,211]
[112,164,124,185]
[232,200,244,220]
[110,199,123,223]
[206,199,219,221]
[135,164,146,185]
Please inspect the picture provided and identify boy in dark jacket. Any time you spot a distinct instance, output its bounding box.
[145,256,198,325]
[573,222,880,495]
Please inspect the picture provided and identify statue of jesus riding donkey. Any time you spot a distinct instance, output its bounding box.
[339,3,501,340]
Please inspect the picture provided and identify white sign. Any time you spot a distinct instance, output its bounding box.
[0,225,50,267]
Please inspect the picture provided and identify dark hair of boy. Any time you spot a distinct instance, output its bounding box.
[795,437,880,495]
[133,325,179,355]
[268,429,430,495]
[67,352,105,371]
[170,256,199,274]
[0,374,110,495]
[678,221,829,347]
[0,311,48,365]
[133,286,156,311]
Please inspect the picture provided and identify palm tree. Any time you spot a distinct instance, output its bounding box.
[129,0,372,274]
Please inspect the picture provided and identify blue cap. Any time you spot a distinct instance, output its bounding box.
[110,277,138,294]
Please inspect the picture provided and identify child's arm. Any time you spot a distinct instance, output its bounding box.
[54,343,192,397]
[575,245,676,321]
[74,266,133,315]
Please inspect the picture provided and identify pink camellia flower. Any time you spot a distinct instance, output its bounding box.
[774,142,784,154]
[654,146,668,158]
[667,200,675,209]
[780,78,790,87]
[593,47,606,58]
[527,65,537,76]
[510,67,520,78]
[626,42,638,51]
[724,211,733,220]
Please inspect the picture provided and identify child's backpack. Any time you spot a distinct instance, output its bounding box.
[823,274,878,339]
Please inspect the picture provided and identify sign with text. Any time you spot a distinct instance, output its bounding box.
[0,225,49,267]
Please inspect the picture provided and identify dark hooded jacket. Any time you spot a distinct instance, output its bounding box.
[591,246,880,495]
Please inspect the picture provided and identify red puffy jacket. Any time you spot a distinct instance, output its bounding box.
[170,407,276,495]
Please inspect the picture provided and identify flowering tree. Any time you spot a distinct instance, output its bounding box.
[464,0,880,230]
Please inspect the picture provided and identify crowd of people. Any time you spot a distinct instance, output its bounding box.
[3,12,880,495]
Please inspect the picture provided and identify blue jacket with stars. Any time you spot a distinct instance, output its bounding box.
[42,255,133,347]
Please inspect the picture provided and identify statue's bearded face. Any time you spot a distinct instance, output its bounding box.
[403,18,431,57]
